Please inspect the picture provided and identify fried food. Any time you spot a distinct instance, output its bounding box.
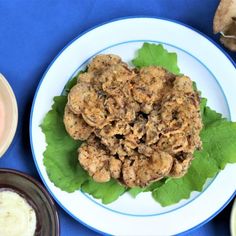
[213,0,236,51]
[64,54,202,187]
[64,105,93,140]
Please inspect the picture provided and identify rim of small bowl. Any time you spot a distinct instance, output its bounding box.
[0,74,18,157]
[0,168,60,236]
[231,198,236,236]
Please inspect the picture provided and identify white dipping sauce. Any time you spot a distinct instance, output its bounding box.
[0,190,36,236]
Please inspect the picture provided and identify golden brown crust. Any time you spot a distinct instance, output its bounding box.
[63,105,93,140]
[64,55,202,187]
[122,152,173,187]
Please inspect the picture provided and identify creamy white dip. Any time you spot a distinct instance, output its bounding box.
[0,190,36,236]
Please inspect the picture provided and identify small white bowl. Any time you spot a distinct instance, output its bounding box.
[231,198,236,236]
[0,74,18,157]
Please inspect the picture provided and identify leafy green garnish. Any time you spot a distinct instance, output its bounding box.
[41,96,88,192]
[41,43,236,206]
[132,43,180,74]
[129,178,166,198]
[82,179,126,204]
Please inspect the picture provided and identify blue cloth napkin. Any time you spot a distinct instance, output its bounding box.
[0,1,235,235]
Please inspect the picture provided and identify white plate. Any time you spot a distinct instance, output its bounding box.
[30,17,236,235]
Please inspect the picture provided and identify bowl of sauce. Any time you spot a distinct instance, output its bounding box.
[0,169,59,236]
[0,190,37,236]
[0,74,18,157]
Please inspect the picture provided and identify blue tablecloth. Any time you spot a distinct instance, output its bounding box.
[0,1,235,235]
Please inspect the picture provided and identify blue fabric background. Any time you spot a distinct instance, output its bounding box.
[0,0,235,235]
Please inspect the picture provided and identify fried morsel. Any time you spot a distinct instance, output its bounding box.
[68,82,96,114]
[88,54,122,72]
[138,144,154,157]
[174,76,194,93]
[157,133,189,155]
[82,106,106,128]
[68,82,107,128]
[158,76,202,153]
[79,141,111,183]
[78,72,94,84]
[168,153,193,178]
[100,137,120,155]
[122,152,173,187]
[132,66,173,114]
[63,105,93,140]
[132,115,146,139]
[65,55,202,187]
[109,157,122,179]
[146,122,160,145]
[98,120,131,138]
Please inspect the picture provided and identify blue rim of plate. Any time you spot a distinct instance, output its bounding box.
[29,16,236,236]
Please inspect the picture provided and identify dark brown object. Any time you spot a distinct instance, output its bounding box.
[0,169,59,236]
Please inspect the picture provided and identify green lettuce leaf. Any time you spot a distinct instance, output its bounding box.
[129,178,166,198]
[81,179,126,204]
[41,96,89,192]
[132,43,180,74]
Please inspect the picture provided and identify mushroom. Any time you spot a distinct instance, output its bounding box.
[65,55,202,187]
[213,0,236,51]
[63,105,93,140]
[122,152,173,188]
[220,20,236,51]
[78,141,111,183]
[168,153,192,178]
[68,82,96,114]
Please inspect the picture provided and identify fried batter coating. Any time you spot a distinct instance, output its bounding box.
[88,54,122,72]
[63,105,93,140]
[79,136,111,182]
[122,152,173,187]
[68,82,95,114]
[64,54,202,187]
[168,153,193,177]
[132,66,174,114]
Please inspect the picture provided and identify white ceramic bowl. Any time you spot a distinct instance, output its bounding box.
[0,74,18,157]
[231,199,236,236]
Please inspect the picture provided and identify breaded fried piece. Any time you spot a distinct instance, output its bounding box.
[64,105,93,140]
[132,66,174,114]
[79,138,111,183]
[122,152,173,188]
[88,54,122,72]
[168,153,193,178]
[68,82,107,128]
[65,55,202,187]
[68,82,96,114]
